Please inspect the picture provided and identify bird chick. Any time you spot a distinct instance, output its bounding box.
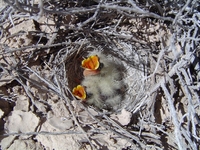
[82,55,100,71]
[72,85,86,100]
[81,51,124,110]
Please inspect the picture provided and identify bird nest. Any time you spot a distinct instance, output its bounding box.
[0,0,200,150]
[67,45,146,111]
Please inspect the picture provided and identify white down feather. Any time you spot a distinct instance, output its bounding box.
[81,51,124,110]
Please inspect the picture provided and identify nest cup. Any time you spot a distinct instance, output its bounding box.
[66,44,149,112]
[66,46,126,111]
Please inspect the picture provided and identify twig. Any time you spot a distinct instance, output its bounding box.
[95,29,147,44]
[103,115,147,149]
[80,105,137,147]
[78,0,103,28]
[161,82,184,150]
[147,58,187,94]
[100,4,173,21]
[172,0,192,25]
[25,66,60,94]
[14,77,36,107]
[176,69,198,142]
[1,130,109,137]
[0,42,71,55]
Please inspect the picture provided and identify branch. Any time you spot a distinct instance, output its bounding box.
[100,4,173,21]
[161,82,184,150]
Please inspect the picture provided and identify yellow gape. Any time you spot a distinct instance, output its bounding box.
[81,55,100,70]
[72,85,86,100]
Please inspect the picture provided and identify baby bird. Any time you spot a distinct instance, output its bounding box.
[80,51,125,110]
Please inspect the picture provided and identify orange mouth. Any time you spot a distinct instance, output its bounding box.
[81,55,100,70]
[72,85,86,100]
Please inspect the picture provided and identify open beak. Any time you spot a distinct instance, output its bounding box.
[81,55,100,70]
[72,85,86,100]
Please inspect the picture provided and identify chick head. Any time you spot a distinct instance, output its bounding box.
[72,85,86,100]
[81,55,100,71]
